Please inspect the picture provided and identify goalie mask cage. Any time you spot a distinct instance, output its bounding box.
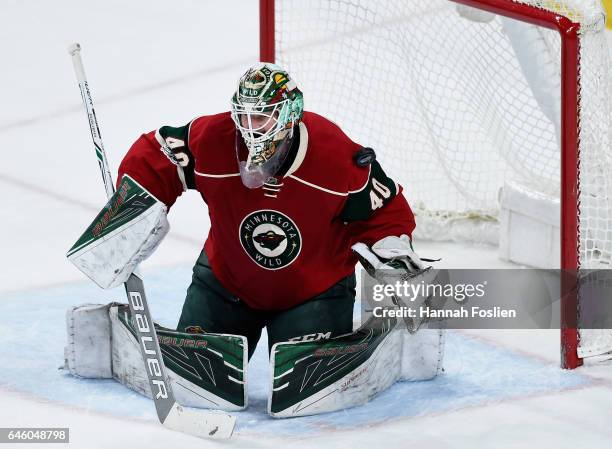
[260,0,612,369]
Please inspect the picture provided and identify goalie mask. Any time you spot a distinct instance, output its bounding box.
[230,63,304,188]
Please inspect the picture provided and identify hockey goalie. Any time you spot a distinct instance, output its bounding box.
[65,62,444,417]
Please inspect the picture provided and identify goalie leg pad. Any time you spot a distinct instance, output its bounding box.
[400,324,445,381]
[268,316,401,418]
[64,302,248,411]
[268,315,445,418]
[64,303,116,378]
[110,305,248,411]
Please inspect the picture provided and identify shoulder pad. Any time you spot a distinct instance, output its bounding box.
[341,159,399,221]
[155,123,196,189]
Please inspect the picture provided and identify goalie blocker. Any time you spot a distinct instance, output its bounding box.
[66,175,169,289]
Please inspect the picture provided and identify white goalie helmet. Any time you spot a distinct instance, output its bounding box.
[230,62,304,188]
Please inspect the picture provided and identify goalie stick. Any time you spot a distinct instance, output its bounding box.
[67,43,236,439]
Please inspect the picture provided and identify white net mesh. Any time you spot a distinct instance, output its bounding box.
[575,19,612,357]
[273,0,612,359]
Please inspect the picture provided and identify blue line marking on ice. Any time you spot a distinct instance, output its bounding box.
[0,264,592,436]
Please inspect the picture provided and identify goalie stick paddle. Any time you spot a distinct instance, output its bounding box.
[67,43,236,439]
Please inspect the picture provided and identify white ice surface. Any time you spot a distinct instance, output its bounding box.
[1,1,612,448]
[1,259,611,448]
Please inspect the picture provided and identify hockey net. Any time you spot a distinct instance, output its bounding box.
[262,0,612,367]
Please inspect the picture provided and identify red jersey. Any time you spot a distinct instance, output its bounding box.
[118,111,415,310]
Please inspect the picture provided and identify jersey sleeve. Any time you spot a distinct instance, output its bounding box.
[340,154,416,246]
[117,128,190,209]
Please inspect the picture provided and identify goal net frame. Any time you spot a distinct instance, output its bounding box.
[259,0,608,369]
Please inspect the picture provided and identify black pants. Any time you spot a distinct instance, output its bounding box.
[177,251,356,359]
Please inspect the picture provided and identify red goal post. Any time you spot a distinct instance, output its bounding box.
[259,0,611,369]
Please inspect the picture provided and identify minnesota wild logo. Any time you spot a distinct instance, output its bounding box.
[244,70,266,89]
[239,210,302,270]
